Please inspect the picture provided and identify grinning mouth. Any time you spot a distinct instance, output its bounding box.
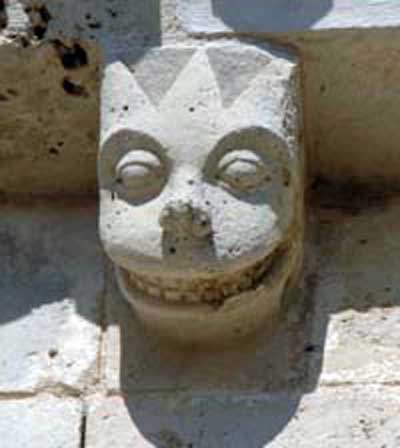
[118,245,289,307]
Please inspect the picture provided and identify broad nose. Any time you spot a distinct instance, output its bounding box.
[159,199,212,239]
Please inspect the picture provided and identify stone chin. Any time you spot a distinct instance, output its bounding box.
[113,239,301,348]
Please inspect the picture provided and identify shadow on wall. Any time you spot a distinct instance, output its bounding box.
[211,0,333,32]
[116,197,400,446]
[110,235,323,447]
[1,197,400,445]
[112,248,321,446]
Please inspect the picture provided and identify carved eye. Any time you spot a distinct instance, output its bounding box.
[115,150,165,199]
[216,150,269,191]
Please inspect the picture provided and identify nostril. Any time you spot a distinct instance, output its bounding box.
[192,211,212,238]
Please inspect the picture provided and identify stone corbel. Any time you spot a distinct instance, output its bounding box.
[98,42,305,348]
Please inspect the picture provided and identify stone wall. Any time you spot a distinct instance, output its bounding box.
[1,1,400,447]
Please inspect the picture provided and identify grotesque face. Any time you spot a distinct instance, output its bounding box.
[99,44,304,346]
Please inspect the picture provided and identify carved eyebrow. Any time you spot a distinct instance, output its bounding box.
[101,129,163,154]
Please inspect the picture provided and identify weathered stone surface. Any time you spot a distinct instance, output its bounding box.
[2,0,160,43]
[0,42,99,194]
[104,198,400,393]
[311,197,400,385]
[2,4,400,191]
[179,0,400,34]
[99,42,305,347]
[0,199,103,392]
[0,395,82,448]
[104,272,312,394]
[86,388,400,447]
[301,29,400,188]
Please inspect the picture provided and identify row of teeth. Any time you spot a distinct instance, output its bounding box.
[124,252,277,305]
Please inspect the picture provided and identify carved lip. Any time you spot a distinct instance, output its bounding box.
[116,244,289,308]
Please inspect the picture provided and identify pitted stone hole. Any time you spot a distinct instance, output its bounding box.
[0,0,8,30]
[62,78,88,97]
[189,106,195,113]
[169,246,176,255]
[48,348,58,358]
[33,25,46,40]
[53,40,88,70]
[38,5,51,23]
[187,179,195,186]
[25,4,52,40]
[19,36,30,48]
[0,93,8,102]
[88,21,102,29]
[84,13,102,29]
[107,8,118,18]
[304,344,317,353]
[320,83,327,94]
[49,147,59,156]
[123,105,129,111]
[359,238,368,245]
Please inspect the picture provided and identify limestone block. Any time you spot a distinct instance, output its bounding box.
[301,30,400,188]
[0,42,99,194]
[0,200,103,393]
[0,395,82,448]
[311,197,400,385]
[86,387,400,448]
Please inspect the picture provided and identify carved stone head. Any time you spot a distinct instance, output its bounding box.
[99,43,304,347]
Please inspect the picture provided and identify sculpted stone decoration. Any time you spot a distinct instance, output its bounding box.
[99,43,304,347]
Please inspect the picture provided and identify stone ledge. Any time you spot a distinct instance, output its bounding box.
[179,1,400,35]
[0,199,103,393]
[0,394,82,448]
[86,387,400,448]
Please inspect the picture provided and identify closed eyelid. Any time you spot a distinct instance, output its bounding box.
[218,152,264,170]
[115,150,163,173]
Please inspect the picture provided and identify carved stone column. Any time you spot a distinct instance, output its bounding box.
[99,42,305,347]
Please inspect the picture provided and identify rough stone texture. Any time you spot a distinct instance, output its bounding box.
[2,0,160,44]
[0,395,82,448]
[310,196,400,386]
[2,2,400,191]
[0,199,103,393]
[1,2,400,446]
[103,267,313,393]
[103,197,400,395]
[86,388,400,448]
[0,42,100,194]
[299,29,400,188]
[99,42,304,346]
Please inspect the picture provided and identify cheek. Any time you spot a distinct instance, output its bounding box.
[99,191,164,263]
[208,185,296,260]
